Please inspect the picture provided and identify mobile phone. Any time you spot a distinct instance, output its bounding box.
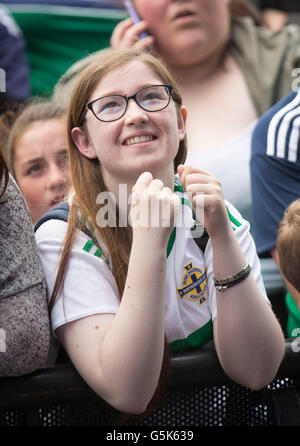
[122,0,148,39]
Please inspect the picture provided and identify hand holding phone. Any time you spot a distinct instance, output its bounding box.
[122,0,148,39]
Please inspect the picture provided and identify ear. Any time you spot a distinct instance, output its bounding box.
[71,127,97,159]
[177,106,187,141]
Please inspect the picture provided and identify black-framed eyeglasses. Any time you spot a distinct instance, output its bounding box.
[86,84,173,122]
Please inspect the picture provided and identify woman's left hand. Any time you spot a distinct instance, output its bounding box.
[177,164,230,238]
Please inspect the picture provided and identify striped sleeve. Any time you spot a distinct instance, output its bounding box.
[251,90,300,255]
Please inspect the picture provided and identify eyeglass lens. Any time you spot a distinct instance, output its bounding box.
[91,85,171,122]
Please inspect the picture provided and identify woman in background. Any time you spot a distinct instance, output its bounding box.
[3,101,70,224]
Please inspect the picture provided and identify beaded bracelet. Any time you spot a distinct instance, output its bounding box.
[213,263,251,291]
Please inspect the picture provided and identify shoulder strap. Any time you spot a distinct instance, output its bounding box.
[34,201,109,265]
[34,202,70,232]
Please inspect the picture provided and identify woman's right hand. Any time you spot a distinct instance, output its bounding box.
[110,18,154,52]
[129,172,180,245]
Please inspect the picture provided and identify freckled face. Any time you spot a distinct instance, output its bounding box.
[13,118,70,223]
[79,60,185,185]
[134,0,231,65]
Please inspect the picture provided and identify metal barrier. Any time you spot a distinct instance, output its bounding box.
[0,340,299,426]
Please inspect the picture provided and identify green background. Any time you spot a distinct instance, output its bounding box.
[7,5,126,97]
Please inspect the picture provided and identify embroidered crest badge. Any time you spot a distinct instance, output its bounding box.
[177,262,207,305]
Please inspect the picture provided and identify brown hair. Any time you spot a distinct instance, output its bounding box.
[50,47,187,418]
[277,198,300,292]
[4,101,67,175]
[51,47,187,308]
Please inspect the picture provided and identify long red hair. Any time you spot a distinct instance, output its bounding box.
[50,48,187,419]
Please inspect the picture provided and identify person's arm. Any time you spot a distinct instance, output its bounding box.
[57,238,165,414]
[178,165,285,390]
[55,172,180,414]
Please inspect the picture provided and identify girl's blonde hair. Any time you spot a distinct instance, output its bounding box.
[51,48,187,419]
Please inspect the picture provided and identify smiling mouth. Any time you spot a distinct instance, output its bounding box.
[124,135,156,146]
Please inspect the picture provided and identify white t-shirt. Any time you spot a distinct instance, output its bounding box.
[186,121,257,224]
[35,188,268,352]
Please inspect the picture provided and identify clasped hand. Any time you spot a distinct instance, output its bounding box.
[129,166,230,244]
[177,164,230,238]
[129,172,180,244]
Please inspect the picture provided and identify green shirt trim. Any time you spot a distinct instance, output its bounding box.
[174,184,184,193]
[82,240,109,263]
[167,227,176,258]
[286,290,300,338]
[166,180,191,258]
[181,197,192,209]
[226,206,242,231]
[169,319,213,352]
[82,240,94,253]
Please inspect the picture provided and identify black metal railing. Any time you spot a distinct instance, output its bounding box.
[0,339,299,426]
